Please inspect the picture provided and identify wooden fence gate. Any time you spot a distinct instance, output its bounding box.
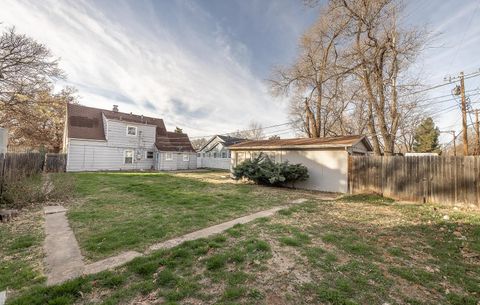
[348,156,480,207]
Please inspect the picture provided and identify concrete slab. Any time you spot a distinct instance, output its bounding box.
[44,206,67,214]
[148,205,288,252]
[84,251,142,275]
[44,207,84,285]
[0,291,6,305]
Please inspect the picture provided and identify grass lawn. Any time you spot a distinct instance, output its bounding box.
[68,171,317,260]
[0,208,45,293]
[8,193,480,305]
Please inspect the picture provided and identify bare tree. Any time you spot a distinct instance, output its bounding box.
[191,138,208,151]
[335,0,427,155]
[0,27,63,112]
[270,2,351,138]
[233,121,265,140]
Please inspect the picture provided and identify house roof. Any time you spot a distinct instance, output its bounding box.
[216,135,247,146]
[228,135,373,151]
[156,132,195,152]
[67,103,107,140]
[198,135,247,152]
[67,104,194,151]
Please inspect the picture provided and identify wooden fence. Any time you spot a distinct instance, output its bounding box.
[0,152,67,185]
[348,156,480,207]
[44,153,67,173]
[0,153,44,182]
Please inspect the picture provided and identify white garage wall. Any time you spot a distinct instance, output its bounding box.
[231,149,349,193]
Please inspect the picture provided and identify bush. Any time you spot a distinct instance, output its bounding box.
[0,173,75,207]
[232,153,308,187]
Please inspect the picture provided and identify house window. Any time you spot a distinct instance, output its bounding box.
[213,152,218,158]
[197,153,201,157]
[146,151,154,159]
[222,152,227,158]
[127,126,137,136]
[183,154,189,161]
[124,150,133,164]
[165,152,173,160]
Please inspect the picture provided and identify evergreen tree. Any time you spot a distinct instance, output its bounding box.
[413,117,440,153]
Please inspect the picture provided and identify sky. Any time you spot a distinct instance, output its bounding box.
[0,0,479,143]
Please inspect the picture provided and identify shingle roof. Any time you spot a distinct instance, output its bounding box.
[67,104,107,140]
[156,132,195,152]
[228,135,372,150]
[216,135,247,146]
[67,104,194,151]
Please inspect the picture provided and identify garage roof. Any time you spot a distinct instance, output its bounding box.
[228,135,373,151]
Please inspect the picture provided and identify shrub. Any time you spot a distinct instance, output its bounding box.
[232,153,308,187]
[0,173,75,207]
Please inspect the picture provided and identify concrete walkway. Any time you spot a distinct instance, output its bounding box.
[44,206,84,285]
[43,197,323,284]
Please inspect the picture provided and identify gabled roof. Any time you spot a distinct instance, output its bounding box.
[66,104,194,152]
[156,132,195,152]
[216,135,247,146]
[229,135,373,151]
[198,135,247,152]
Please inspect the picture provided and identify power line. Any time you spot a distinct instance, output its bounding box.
[447,0,480,70]
[189,121,297,139]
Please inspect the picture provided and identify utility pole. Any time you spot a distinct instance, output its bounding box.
[459,72,469,155]
[441,130,457,156]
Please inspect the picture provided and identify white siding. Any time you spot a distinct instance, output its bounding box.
[105,119,156,149]
[156,152,197,171]
[231,149,349,193]
[197,157,231,169]
[66,139,156,171]
[0,127,8,154]
[66,119,157,172]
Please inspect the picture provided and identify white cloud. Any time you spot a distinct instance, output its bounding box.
[0,0,289,137]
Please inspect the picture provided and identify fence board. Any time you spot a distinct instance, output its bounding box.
[349,156,480,207]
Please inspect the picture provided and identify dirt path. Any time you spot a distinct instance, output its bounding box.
[44,197,332,285]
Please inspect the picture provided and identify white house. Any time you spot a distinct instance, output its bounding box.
[197,135,246,169]
[229,135,373,193]
[0,127,7,154]
[63,104,196,172]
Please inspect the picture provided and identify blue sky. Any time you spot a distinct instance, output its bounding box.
[0,0,479,142]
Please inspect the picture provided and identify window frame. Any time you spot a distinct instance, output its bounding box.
[165,152,173,161]
[145,151,154,159]
[126,125,137,136]
[183,153,189,162]
[124,149,134,164]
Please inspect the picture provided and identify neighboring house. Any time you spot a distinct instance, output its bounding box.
[229,135,373,193]
[0,127,7,154]
[197,135,247,169]
[63,104,196,171]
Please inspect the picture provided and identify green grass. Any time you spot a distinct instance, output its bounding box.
[8,197,480,305]
[0,209,45,293]
[5,172,480,304]
[340,193,395,204]
[68,171,307,260]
